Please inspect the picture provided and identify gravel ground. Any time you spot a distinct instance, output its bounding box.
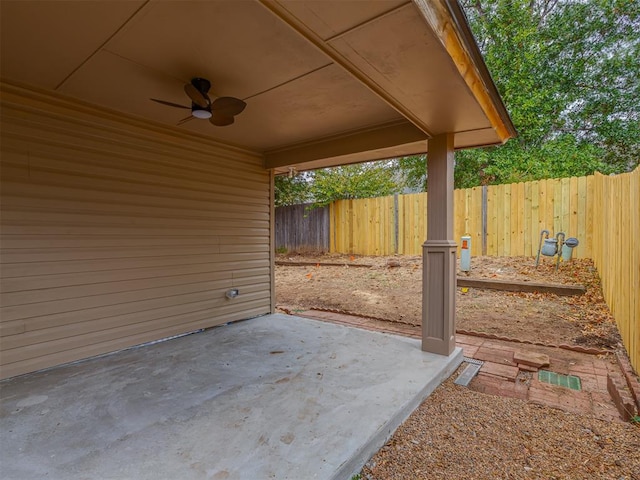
[361,369,640,480]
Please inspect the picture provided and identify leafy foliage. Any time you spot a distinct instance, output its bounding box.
[274,161,405,208]
[274,174,311,207]
[397,155,428,191]
[454,0,640,187]
[309,162,402,207]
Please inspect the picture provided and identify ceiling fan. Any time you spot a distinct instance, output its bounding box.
[151,77,246,127]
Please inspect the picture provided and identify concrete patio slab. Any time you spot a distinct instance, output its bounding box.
[0,314,462,480]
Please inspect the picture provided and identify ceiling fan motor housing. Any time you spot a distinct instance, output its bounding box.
[188,77,213,118]
[191,77,211,94]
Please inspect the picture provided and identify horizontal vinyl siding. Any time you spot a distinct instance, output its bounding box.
[0,83,272,379]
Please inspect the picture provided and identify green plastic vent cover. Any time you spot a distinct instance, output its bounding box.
[538,370,582,391]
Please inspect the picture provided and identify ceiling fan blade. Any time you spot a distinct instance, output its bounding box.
[210,113,234,127]
[150,98,190,109]
[184,83,209,108]
[211,96,246,116]
[177,115,196,126]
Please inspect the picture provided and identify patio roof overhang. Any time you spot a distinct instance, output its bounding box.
[0,0,515,173]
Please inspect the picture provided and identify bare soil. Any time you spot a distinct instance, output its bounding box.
[275,253,620,349]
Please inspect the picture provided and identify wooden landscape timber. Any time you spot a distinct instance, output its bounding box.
[275,260,373,268]
[456,277,586,296]
[276,260,587,295]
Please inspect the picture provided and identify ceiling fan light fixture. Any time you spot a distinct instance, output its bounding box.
[192,109,212,119]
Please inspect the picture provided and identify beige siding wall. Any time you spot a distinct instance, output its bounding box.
[0,83,272,379]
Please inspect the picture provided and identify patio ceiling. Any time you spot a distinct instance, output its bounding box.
[0,0,515,174]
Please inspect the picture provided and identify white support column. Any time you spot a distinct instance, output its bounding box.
[422,133,457,356]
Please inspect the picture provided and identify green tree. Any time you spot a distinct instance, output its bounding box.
[274,161,406,207]
[309,162,403,207]
[274,173,311,207]
[397,155,428,191]
[453,0,640,187]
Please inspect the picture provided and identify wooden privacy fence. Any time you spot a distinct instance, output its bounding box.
[330,176,595,259]
[591,168,639,372]
[275,203,329,252]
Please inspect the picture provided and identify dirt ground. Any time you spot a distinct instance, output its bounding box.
[275,253,620,349]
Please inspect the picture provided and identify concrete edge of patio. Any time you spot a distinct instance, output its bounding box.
[335,345,463,480]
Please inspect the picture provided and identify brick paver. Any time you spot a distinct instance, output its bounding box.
[475,346,516,366]
[479,361,519,382]
[278,307,634,422]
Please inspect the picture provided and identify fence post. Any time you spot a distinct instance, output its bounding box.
[394,193,399,255]
[482,185,488,256]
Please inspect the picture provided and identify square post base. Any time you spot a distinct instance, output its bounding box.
[422,240,457,356]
